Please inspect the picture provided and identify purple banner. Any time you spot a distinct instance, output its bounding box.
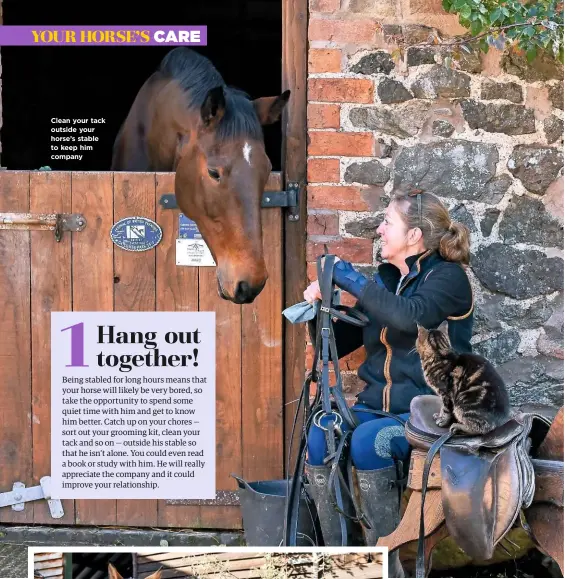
[0,26,207,46]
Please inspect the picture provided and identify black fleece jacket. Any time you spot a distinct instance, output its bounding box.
[309,250,474,414]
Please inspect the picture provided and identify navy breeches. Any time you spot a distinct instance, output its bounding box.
[307,403,411,470]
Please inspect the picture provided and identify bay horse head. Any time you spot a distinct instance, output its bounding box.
[174,83,290,304]
[108,562,162,579]
[112,48,290,304]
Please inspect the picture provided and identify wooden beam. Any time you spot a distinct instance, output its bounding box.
[282,0,308,476]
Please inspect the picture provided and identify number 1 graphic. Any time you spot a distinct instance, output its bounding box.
[61,322,89,367]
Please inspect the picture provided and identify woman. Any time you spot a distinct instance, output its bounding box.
[302,190,474,557]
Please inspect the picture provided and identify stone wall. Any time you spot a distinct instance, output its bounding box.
[306,0,564,406]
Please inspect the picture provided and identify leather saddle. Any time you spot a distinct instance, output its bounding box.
[405,395,553,569]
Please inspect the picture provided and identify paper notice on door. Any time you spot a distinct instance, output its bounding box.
[176,239,216,266]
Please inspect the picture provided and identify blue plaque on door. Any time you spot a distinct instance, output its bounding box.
[110,216,162,252]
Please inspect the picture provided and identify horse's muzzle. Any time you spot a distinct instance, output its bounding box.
[217,278,266,304]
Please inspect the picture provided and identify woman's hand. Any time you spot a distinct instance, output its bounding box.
[304,280,322,304]
[303,256,342,303]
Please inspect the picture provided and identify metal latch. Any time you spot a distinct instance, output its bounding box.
[159,182,301,221]
[0,213,87,242]
[0,476,64,518]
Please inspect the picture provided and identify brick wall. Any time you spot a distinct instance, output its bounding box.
[306,0,564,406]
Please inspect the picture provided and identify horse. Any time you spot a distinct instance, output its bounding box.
[108,562,162,579]
[111,47,290,304]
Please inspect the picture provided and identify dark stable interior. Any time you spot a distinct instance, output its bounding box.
[70,552,133,579]
[1,0,283,170]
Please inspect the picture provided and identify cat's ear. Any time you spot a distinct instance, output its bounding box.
[437,320,449,336]
[435,322,452,354]
[416,323,428,338]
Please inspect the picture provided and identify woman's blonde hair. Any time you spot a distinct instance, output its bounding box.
[391,189,471,265]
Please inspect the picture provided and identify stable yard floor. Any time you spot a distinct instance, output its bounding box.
[0,542,28,578]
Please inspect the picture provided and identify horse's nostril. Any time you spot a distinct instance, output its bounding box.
[235,281,251,302]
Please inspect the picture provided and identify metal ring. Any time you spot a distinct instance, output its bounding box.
[313,410,343,431]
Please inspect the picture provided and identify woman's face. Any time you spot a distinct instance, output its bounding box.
[376,202,410,261]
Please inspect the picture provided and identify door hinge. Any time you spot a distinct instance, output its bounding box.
[0,213,87,242]
[159,182,301,221]
[0,476,64,518]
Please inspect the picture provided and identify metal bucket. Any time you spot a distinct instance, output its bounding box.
[232,474,322,547]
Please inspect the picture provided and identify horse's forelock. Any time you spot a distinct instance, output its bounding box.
[159,48,263,142]
[215,90,263,142]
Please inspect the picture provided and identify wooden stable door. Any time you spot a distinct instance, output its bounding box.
[0,170,284,528]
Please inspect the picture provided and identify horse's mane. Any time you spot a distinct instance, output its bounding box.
[159,47,263,141]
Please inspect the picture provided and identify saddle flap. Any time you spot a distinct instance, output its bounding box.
[492,444,527,544]
[440,446,498,560]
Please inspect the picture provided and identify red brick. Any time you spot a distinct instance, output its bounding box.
[342,347,367,370]
[308,185,370,211]
[308,103,340,129]
[306,344,315,369]
[309,49,342,73]
[408,0,446,14]
[351,0,396,16]
[310,0,341,11]
[309,375,340,396]
[309,18,377,44]
[340,292,358,307]
[307,262,319,282]
[307,212,340,235]
[307,158,340,183]
[308,132,374,156]
[307,238,373,262]
[305,346,341,373]
[309,78,374,103]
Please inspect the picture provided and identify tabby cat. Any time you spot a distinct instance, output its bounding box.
[415,324,510,435]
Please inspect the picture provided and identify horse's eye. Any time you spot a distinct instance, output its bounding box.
[208,168,220,181]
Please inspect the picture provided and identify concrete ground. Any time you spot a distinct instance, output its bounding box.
[0,542,28,579]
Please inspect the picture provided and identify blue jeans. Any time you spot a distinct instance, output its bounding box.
[307,403,411,470]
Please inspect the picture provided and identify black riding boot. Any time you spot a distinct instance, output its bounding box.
[304,462,362,546]
[356,466,405,578]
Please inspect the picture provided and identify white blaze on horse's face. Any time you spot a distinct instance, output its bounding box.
[243,142,252,166]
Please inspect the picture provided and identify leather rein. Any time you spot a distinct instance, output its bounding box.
[283,253,407,546]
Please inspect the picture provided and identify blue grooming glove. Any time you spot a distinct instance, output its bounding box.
[332,260,369,298]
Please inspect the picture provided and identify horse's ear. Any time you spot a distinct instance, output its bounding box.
[201,86,226,128]
[253,90,291,125]
[108,563,123,579]
[145,568,163,579]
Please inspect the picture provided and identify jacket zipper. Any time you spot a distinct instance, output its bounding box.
[380,250,432,412]
[397,249,432,294]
